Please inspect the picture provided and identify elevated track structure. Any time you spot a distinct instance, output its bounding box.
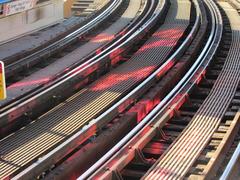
[0,0,239,179]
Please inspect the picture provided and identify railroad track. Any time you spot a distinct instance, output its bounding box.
[77,0,240,179]
[1,0,239,179]
[46,0,199,178]
[0,0,170,178]
[3,0,120,79]
[184,3,240,179]
[220,131,240,179]
[0,0,145,136]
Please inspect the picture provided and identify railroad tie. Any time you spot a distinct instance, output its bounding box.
[143,2,240,179]
[0,0,191,179]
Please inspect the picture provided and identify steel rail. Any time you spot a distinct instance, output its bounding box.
[219,4,240,178]
[83,0,223,178]
[0,0,147,104]
[220,142,240,180]
[0,0,152,128]
[201,110,240,179]
[0,0,147,111]
[10,0,164,179]
[78,0,201,178]
[4,0,122,77]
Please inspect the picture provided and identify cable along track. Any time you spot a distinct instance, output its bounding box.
[0,0,168,179]
[82,0,226,178]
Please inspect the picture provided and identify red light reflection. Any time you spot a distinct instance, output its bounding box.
[138,28,184,53]
[146,142,166,155]
[118,98,134,113]
[8,78,50,89]
[91,66,155,91]
[109,48,124,60]
[152,28,184,38]
[91,33,114,43]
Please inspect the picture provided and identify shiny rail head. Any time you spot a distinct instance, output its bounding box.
[9,0,166,179]
[220,142,240,180]
[80,0,224,178]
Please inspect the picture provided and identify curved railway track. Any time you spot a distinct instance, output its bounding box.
[47,0,199,178]
[0,0,239,179]
[3,0,120,79]
[74,2,236,179]
[0,0,170,179]
[0,0,146,136]
[0,0,110,65]
[77,0,240,179]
